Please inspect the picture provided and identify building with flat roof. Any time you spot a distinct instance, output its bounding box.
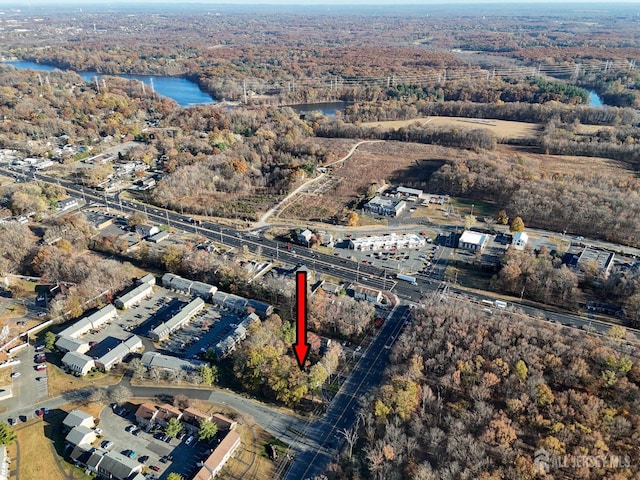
[148,230,169,243]
[458,230,489,252]
[512,231,529,250]
[149,297,205,342]
[574,246,615,278]
[395,186,423,198]
[363,196,407,217]
[348,233,425,251]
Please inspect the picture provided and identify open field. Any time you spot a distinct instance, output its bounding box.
[46,358,121,398]
[15,418,66,480]
[361,116,542,140]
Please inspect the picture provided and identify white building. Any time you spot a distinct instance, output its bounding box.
[395,186,423,198]
[114,282,153,309]
[512,231,529,250]
[57,305,117,339]
[363,196,407,217]
[350,284,383,303]
[62,351,95,375]
[149,298,205,342]
[348,233,425,251]
[191,281,218,300]
[161,272,194,295]
[63,410,95,430]
[0,446,8,480]
[58,197,79,212]
[193,430,241,480]
[56,336,91,354]
[135,224,159,238]
[65,425,97,447]
[95,335,142,371]
[458,230,489,252]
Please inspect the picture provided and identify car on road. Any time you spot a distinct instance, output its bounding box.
[36,364,47,371]
[10,372,20,378]
[185,435,194,445]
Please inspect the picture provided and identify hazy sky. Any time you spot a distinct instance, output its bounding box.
[5,0,640,4]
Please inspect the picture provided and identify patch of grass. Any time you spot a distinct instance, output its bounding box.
[16,418,66,480]
[449,198,499,220]
[46,358,120,398]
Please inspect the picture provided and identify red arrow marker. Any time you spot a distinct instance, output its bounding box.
[293,271,310,370]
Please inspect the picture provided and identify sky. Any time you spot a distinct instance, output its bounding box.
[5,0,640,4]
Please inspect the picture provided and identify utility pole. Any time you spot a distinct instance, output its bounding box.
[243,79,247,103]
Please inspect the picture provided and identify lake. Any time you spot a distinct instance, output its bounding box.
[3,60,215,107]
[287,101,353,117]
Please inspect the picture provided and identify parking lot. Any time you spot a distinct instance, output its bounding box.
[99,405,213,479]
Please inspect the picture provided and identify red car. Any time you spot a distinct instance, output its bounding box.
[36,364,47,371]
[149,466,160,472]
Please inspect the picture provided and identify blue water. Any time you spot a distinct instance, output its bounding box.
[588,90,603,107]
[288,101,353,117]
[3,60,215,107]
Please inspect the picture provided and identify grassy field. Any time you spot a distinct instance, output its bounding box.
[46,357,121,398]
[361,116,541,140]
[15,418,67,480]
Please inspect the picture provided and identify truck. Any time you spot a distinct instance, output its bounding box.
[494,300,507,309]
[396,273,417,285]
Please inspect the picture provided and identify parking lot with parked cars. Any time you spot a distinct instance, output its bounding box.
[99,405,213,479]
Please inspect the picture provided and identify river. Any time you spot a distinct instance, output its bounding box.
[2,60,215,107]
[588,90,603,107]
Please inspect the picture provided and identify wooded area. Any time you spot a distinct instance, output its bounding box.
[330,302,640,480]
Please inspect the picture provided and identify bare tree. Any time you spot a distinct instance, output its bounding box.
[339,425,359,460]
[109,385,132,406]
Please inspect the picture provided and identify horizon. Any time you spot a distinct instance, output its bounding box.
[4,0,640,5]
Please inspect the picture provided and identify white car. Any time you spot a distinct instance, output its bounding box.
[185,435,194,445]
[10,372,20,378]
[95,428,103,435]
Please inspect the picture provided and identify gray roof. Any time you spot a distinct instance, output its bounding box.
[150,298,204,339]
[191,281,217,297]
[148,230,169,243]
[98,451,141,480]
[161,272,193,293]
[85,304,117,327]
[115,282,152,308]
[97,335,141,368]
[56,336,89,353]
[58,318,92,339]
[138,273,156,285]
[63,410,94,429]
[141,351,204,371]
[65,425,96,447]
[69,444,92,465]
[86,450,104,470]
[62,351,95,370]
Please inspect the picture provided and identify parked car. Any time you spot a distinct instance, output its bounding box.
[125,425,135,432]
[95,428,103,435]
[101,440,114,450]
[138,455,149,463]
[185,435,194,445]
[149,466,160,472]
[10,372,20,378]
[36,364,47,371]
[7,418,15,426]
[34,345,45,352]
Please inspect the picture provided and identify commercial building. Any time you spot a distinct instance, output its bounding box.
[395,186,424,198]
[149,297,205,342]
[573,246,615,278]
[135,224,159,238]
[363,196,407,217]
[348,233,425,251]
[62,352,95,376]
[458,230,490,252]
[350,284,383,303]
[57,197,79,212]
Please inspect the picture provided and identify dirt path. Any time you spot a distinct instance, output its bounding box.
[254,140,383,228]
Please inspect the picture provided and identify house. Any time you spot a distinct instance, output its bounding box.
[321,282,342,295]
[57,197,79,212]
[56,336,90,354]
[458,230,489,252]
[296,229,313,246]
[138,273,156,286]
[134,403,158,428]
[135,224,159,238]
[512,231,529,250]
[62,351,95,376]
[95,335,142,371]
[140,351,204,372]
[65,425,97,447]
[318,232,334,247]
[363,196,406,217]
[193,430,241,480]
[154,404,182,427]
[97,451,143,480]
[63,410,95,430]
[161,272,193,295]
[574,246,615,278]
[350,284,383,303]
[85,450,104,473]
[114,282,153,309]
[246,299,274,319]
[149,297,205,342]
